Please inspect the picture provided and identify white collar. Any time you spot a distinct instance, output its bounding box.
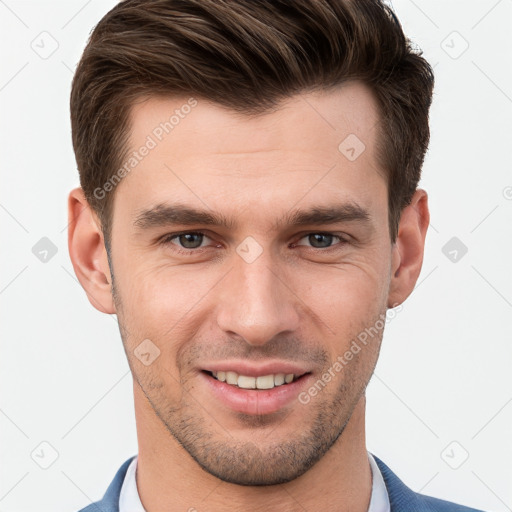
[368,451,391,512]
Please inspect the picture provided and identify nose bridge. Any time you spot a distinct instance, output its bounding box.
[215,244,299,346]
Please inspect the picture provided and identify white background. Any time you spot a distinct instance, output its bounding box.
[1,1,511,511]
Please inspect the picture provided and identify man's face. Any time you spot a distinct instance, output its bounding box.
[108,83,394,485]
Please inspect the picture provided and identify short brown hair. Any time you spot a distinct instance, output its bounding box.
[70,0,434,248]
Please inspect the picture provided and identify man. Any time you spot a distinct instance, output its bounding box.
[67,1,485,510]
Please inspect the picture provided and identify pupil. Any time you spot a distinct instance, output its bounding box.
[310,234,332,248]
[180,233,202,248]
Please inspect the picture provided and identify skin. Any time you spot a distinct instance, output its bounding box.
[68,82,429,512]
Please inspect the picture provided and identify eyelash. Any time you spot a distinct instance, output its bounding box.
[158,230,350,256]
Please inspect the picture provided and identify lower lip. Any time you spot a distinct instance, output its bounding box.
[200,371,312,415]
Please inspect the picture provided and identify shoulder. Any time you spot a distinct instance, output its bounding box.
[372,454,487,512]
[75,456,135,512]
[419,494,486,512]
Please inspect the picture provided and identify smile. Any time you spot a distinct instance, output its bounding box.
[209,370,302,389]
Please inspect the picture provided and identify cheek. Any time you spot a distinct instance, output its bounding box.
[292,252,390,366]
[300,259,387,323]
[115,262,219,348]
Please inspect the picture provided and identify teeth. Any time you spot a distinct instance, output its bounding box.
[210,371,299,389]
[238,375,256,389]
[274,373,285,386]
[256,375,274,389]
[226,371,238,385]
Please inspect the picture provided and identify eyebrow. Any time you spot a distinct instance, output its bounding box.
[133,202,371,231]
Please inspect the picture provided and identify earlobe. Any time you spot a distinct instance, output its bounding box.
[387,189,430,308]
[67,187,116,314]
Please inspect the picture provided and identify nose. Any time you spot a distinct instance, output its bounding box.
[215,247,300,347]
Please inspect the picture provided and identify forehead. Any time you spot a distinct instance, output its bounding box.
[112,82,387,229]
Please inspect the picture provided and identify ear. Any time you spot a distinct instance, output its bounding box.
[387,188,430,308]
[67,187,116,314]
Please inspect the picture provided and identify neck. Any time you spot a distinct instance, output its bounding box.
[134,383,372,512]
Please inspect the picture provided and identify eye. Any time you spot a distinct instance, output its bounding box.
[293,233,348,249]
[158,230,350,256]
[160,231,214,253]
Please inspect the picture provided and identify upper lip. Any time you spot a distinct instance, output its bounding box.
[201,360,311,378]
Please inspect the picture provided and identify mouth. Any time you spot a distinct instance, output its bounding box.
[199,367,313,415]
[204,370,305,390]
